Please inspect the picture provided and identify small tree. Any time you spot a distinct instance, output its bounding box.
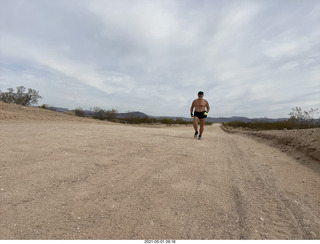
[0,86,42,106]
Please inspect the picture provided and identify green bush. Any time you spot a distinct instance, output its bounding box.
[0,86,42,106]
[40,104,48,109]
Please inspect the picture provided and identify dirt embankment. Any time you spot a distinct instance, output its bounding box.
[0,102,93,122]
[221,125,320,162]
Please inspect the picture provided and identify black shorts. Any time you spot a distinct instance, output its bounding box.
[194,111,207,119]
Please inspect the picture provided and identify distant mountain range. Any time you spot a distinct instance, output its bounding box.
[116,111,148,118]
[48,106,288,123]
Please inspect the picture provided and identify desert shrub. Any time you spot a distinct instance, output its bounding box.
[223,120,292,130]
[90,107,106,120]
[224,107,320,130]
[119,116,195,125]
[288,107,319,129]
[63,111,76,116]
[175,118,190,125]
[75,107,85,117]
[0,86,42,106]
[160,118,175,124]
[39,104,57,111]
[90,107,118,121]
[120,116,157,124]
[40,104,49,109]
[105,109,118,121]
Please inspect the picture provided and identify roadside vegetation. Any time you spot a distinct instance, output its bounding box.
[5,86,316,128]
[0,86,42,106]
[72,107,212,125]
[0,86,210,126]
[118,117,206,125]
[223,107,320,130]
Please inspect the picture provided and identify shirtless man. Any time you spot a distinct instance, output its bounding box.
[190,91,210,140]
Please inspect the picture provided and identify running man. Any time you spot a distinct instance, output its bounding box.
[190,91,210,140]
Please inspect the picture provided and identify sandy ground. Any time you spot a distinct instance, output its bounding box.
[222,126,320,162]
[0,103,320,240]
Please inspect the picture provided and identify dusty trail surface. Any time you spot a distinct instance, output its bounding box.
[1,121,319,239]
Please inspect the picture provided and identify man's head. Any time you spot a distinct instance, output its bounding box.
[198,91,204,99]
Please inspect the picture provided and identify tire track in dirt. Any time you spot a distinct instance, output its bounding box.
[221,131,319,239]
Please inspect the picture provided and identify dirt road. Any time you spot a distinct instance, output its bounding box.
[1,121,319,239]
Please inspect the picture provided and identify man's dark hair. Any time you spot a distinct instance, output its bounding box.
[198,91,204,95]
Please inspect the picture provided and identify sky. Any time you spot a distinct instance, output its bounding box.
[1,0,319,118]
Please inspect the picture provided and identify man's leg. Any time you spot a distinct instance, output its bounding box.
[193,117,199,138]
[193,116,199,131]
[199,118,206,136]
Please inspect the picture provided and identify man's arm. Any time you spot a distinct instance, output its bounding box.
[206,100,210,113]
[190,100,195,116]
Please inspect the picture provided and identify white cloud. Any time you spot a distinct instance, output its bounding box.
[1,0,319,117]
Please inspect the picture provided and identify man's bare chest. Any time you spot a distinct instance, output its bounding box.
[195,99,206,107]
